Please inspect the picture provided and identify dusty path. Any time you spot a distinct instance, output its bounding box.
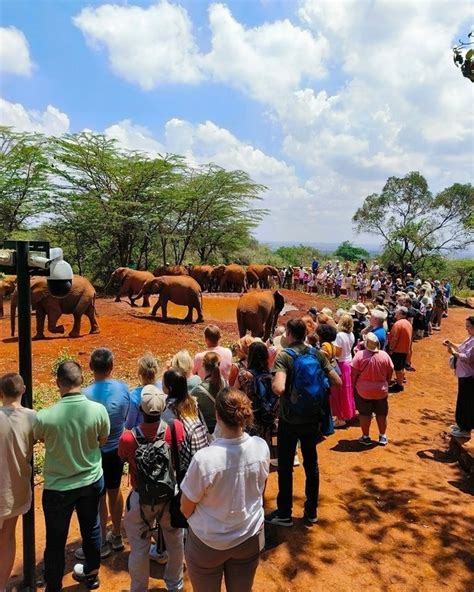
[3,293,473,592]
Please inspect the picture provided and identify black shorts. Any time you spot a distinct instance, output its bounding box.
[101,448,125,489]
[391,352,407,372]
[355,392,388,416]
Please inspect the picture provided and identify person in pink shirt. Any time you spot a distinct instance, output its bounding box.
[193,325,232,382]
[351,333,394,446]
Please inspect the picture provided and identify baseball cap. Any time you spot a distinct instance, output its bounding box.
[140,385,166,416]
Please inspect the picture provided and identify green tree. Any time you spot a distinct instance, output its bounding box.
[46,132,181,283]
[0,127,50,236]
[353,172,473,273]
[334,241,370,262]
[273,245,322,267]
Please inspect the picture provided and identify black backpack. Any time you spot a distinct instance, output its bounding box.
[248,370,279,427]
[133,421,176,507]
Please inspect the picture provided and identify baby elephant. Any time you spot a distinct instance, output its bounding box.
[140,276,204,323]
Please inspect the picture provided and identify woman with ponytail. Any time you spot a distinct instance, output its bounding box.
[191,352,226,434]
[180,387,270,592]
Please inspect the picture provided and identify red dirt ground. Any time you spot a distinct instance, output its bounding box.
[2,290,473,592]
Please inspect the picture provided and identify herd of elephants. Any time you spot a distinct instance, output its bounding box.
[0,263,285,341]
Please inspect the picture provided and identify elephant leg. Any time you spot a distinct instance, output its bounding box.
[69,314,82,338]
[142,295,151,308]
[161,298,168,320]
[184,306,193,323]
[263,315,273,341]
[33,308,46,340]
[0,296,4,318]
[47,308,64,334]
[86,305,100,334]
[151,297,162,317]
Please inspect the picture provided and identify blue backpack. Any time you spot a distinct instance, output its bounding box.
[248,370,279,427]
[284,347,329,419]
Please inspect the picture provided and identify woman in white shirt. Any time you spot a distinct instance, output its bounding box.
[331,314,356,427]
[180,387,270,592]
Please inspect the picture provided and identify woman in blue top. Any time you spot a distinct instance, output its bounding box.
[125,353,162,429]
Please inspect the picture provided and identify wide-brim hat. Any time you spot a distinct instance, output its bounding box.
[354,302,368,315]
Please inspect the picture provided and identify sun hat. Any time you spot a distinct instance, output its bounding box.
[141,385,166,416]
[354,302,368,315]
[364,332,380,352]
[232,335,256,357]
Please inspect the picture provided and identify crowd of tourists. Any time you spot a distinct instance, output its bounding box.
[0,267,473,592]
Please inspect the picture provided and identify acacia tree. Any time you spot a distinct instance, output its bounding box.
[353,172,473,273]
[334,241,369,262]
[44,132,182,282]
[0,127,50,236]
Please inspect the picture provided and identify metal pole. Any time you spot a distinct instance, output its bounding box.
[16,241,36,591]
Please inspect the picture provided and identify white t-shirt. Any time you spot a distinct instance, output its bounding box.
[0,406,36,519]
[335,331,355,362]
[193,346,232,381]
[181,433,270,550]
[371,279,381,291]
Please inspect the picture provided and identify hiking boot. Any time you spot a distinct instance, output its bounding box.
[106,531,124,551]
[358,435,372,446]
[74,541,111,561]
[264,510,293,527]
[378,434,389,446]
[388,383,404,393]
[72,564,100,589]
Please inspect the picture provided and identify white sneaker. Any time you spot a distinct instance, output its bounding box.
[149,544,168,564]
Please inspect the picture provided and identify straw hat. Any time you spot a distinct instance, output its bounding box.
[354,302,368,315]
[364,332,380,352]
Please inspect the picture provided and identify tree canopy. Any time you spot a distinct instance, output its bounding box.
[353,172,473,273]
[0,128,266,285]
[334,241,370,262]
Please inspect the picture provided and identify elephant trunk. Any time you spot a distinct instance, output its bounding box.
[10,293,17,337]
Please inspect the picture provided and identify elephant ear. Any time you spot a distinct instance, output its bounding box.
[273,290,285,313]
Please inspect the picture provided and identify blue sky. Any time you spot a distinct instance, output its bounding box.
[1,0,473,245]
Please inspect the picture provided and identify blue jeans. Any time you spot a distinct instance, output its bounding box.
[276,421,320,518]
[42,476,104,591]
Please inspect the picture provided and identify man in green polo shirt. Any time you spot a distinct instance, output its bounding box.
[34,361,110,591]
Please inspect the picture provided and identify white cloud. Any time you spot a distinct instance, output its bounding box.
[202,3,328,108]
[73,1,329,110]
[0,98,70,135]
[0,26,34,76]
[104,119,165,154]
[73,1,203,89]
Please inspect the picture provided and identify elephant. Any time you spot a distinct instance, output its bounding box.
[11,275,99,340]
[153,265,189,277]
[187,265,213,291]
[246,264,281,289]
[111,267,155,307]
[211,264,246,292]
[0,275,16,318]
[140,276,203,323]
[236,290,285,341]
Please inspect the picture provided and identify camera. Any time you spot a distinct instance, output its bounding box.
[29,247,73,297]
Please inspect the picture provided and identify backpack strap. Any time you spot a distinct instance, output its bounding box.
[169,420,184,485]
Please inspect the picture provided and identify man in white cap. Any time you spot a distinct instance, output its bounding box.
[118,386,185,592]
[351,333,394,446]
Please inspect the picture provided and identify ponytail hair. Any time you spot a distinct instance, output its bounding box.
[203,351,223,397]
[215,387,253,429]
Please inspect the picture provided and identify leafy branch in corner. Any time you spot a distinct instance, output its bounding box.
[453,32,474,83]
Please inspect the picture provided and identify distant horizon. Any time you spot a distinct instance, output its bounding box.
[262,240,474,259]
